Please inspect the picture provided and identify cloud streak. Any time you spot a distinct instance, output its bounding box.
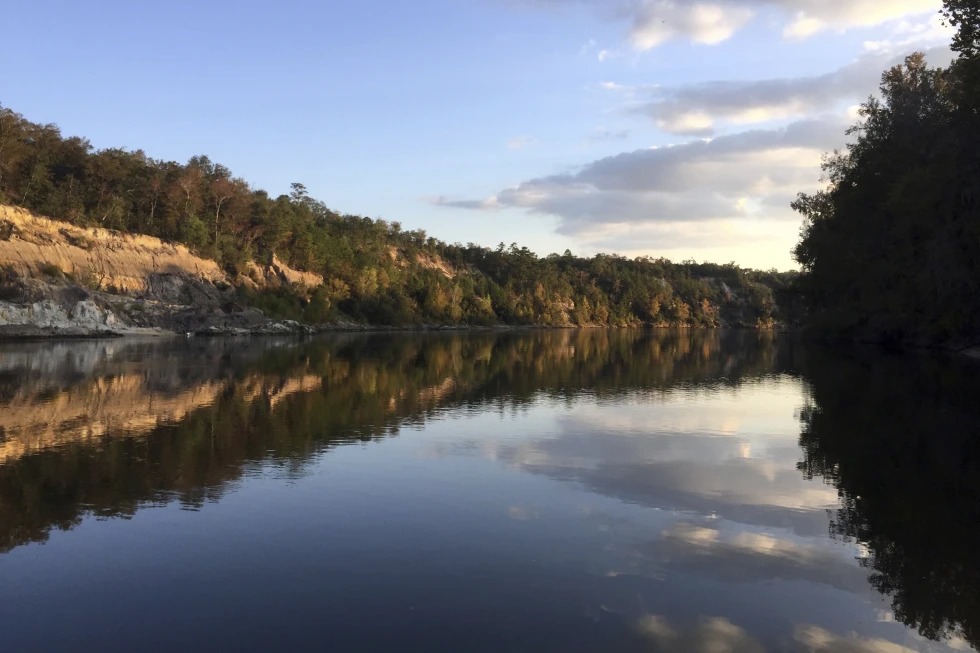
[517,0,942,49]
[437,117,845,242]
[484,2,951,265]
[629,46,953,135]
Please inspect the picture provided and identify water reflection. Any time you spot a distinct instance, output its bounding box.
[797,347,980,649]
[0,330,975,652]
[0,330,781,552]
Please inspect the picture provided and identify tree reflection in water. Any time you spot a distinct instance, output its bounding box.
[797,347,980,648]
[0,329,782,553]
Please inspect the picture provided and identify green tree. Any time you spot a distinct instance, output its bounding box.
[792,52,972,342]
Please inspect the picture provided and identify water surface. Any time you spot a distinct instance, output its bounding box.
[0,331,977,652]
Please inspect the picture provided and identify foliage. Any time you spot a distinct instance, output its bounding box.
[793,3,980,344]
[0,265,22,301]
[0,103,791,327]
[237,286,337,324]
[942,0,980,58]
[37,262,64,279]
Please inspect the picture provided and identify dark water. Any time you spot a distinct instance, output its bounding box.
[0,331,978,652]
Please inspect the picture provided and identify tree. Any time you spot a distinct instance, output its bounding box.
[0,106,30,201]
[0,98,793,330]
[942,0,980,58]
[209,175,237,247]
[791,50,976,343]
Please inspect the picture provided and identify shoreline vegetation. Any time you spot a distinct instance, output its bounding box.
[3,4,979,347]
[0,322,792,342]
[0,198,792,337]
[790,3,980,353]
[0,114,793,337]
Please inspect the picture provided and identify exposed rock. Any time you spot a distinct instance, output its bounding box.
[0,205,328,338]
[0,299,115,333]
[241,254,324,290]
[0,204,322,301]
[0,205,228,294]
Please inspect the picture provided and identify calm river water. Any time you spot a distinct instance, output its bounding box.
[0,330,977,652]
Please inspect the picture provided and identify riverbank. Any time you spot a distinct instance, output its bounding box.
[1,204,783,338]
[0,204,332,338]
[0,269,775,340]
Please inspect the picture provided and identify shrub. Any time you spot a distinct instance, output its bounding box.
[38,262,64,279]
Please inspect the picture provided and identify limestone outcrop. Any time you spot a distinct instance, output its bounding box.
[0,205,324,337]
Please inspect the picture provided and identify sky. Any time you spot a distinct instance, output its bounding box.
[0,0,957,270]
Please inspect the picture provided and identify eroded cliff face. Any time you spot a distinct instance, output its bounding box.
[0,205,324,292]
[0,205,323,336]
[0,205,230,293]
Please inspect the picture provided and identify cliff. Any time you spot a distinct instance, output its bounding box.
[0,205,231,292]
[0,205,323,337]
[0,205,323,292]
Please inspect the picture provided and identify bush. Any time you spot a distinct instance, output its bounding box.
[0,265,22,301]
[38,262,64,279]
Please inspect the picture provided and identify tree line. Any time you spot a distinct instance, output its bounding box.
[0,104,791,327]
[792,1,980,345]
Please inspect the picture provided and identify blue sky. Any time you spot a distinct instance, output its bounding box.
[1,0,954,269]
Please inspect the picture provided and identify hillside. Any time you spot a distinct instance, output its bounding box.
[0,204,324,336]
[0,103,796,335]
[0,204,322,293]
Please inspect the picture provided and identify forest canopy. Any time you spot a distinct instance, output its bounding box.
[0,102,790,328]
[792,1,980,345]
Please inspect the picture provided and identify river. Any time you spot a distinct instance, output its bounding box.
[0,330,976,652]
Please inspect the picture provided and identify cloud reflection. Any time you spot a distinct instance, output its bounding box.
[486,388,839,536]
[636,614,765,652]
[793,624,921,653]
[650,521,868,593]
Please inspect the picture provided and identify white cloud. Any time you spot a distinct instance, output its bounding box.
[568,219,799,264]
[435,117,845,266]
[456,2,952,266]
[601,80,628,91]
[517,0,943,49]
[657,110,715,136]
[633,45,953,135]
[442,117,842,229]
[629,2,755,50]
[863,12,955,52]
[780,0,941,40]
[430,195,500,210]
[597,48,621,62]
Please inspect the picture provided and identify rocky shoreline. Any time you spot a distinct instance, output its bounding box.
[0,273,307,339]
[0,278,518,340]
[0,204,779,339]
